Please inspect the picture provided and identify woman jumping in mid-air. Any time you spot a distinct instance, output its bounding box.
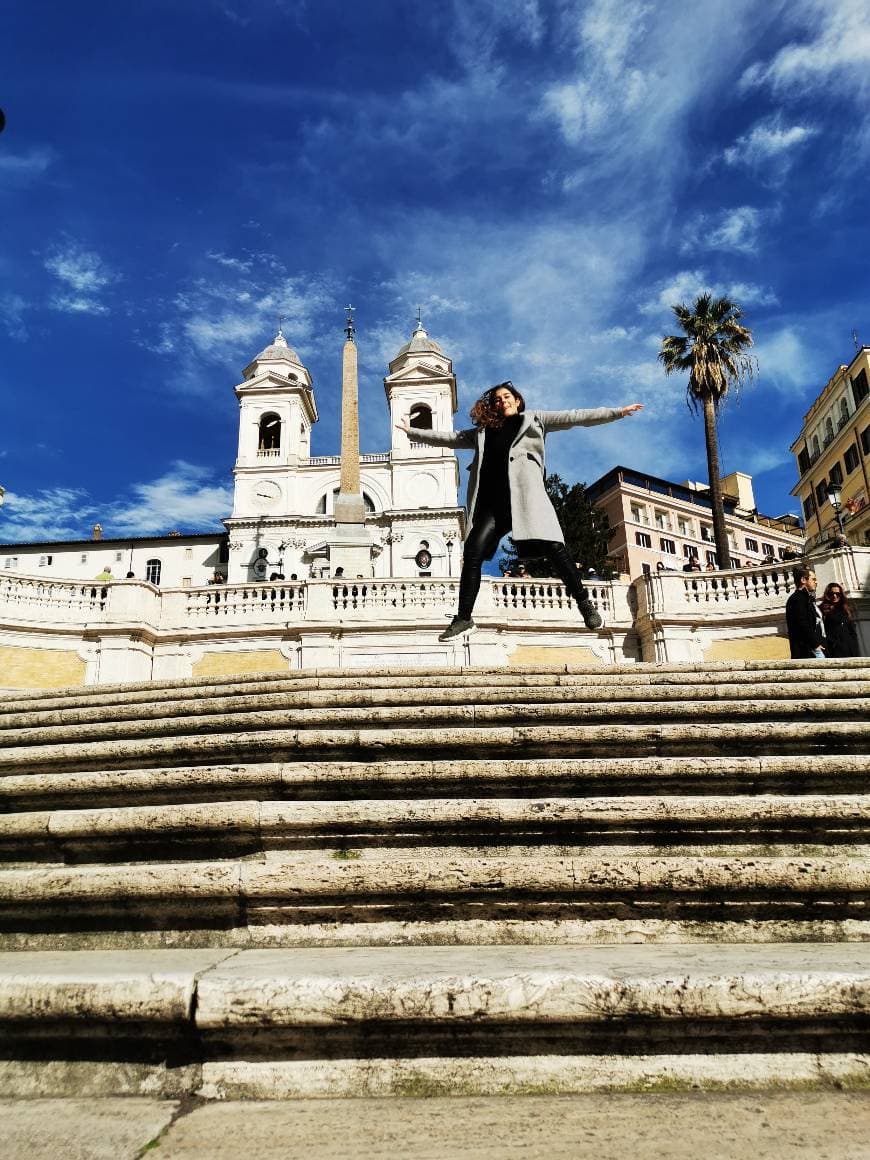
[396,381,643,641]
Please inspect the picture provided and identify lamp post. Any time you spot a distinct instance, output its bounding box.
[828,486,846,540]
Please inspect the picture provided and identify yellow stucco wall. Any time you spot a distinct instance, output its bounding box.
[0,645,87,689]
[507,645,604,667]
[192,649,288,678]
[703,635,790,662]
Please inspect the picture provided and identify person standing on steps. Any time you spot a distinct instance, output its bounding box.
[396,382,643,641]
[785,567,825,659]
[819,582,861,658]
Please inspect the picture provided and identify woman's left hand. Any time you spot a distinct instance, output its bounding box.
[621,403,643,416]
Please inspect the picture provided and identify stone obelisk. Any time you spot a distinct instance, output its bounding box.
[329,306,373,576]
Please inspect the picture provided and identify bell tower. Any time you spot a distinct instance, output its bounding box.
[229,328,318,520]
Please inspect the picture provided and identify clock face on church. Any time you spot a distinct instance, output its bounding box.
[250,480,282,510]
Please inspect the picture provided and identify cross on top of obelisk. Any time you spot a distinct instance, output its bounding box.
[345,304,355,342]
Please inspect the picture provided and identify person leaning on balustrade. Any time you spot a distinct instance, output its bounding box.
[819,583,861,658]
[785,567,825,659]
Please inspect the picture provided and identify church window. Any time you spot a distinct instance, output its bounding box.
[839,398,850,427]
[316,488,376,515]
[258,413,281,455]
[823,417,834,446]
[80,554,88,564]
[39,555,53,566]
[811,435,820,459]
[145,558,162,585]
[4,557,18,569]
[409,404,433,430]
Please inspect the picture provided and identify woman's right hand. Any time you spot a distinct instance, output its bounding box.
[395,416,411,433]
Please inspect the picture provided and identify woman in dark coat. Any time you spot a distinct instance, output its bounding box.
[820,583,861,658]
[397,382,642,640]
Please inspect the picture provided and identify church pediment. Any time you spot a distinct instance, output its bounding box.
[385,361,452,385]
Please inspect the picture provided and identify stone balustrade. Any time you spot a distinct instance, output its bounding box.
[0,573,112,625]
[0,547,867,684]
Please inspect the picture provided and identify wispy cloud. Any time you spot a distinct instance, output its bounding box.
[680,206,765,255]
[0,487,96,543]
[0,147,55,185]
[44,240,118,316]
[641,270,777,317]
[0,293,29,341]
[0,462,231,544]
[108,461,232,535]
[723,115,818,172]
[740,0,870,96]
[136,252,339,384]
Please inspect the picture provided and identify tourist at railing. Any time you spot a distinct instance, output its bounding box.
[397,381,642,640]
[820,583,861,658]
[785,567,825,659]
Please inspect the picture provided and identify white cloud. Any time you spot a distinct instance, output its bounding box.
[641,269,777,316]
[44,240,118,316]
[0,293,29,341]
[723,115,817,170]
[0,463,231,544]
[206,251,254,273]
[541,0,651,145]
[0,487,96,543]
[0,147,55,183]
[750,326,812,395]
[681,207,764,255]
[108,462,232,535]
[740,0,870,96]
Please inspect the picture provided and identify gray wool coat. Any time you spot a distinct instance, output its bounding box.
[410,407,625,544]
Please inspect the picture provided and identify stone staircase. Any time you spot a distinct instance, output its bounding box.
[1,659,869,1099]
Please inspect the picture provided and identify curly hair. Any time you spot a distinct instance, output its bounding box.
[820,582,854,621]
[469,381,526,429]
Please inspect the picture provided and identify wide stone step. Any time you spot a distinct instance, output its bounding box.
[3,720,868,776]
[3,755,868,812]
[2,854,869,940]
[3,795,870,864]
[5,678,869,733]
[5,658,867,712]
[1,944,869,1097]
[2,695,867,754]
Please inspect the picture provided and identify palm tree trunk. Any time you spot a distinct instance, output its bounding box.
[703,394,731,569]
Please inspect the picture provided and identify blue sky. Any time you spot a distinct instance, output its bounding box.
[2,0,869,544]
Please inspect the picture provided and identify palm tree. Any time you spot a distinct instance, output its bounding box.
[659,293,755,571]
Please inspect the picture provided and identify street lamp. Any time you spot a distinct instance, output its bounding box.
[828,486,846,540]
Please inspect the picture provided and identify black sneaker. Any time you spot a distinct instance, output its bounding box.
[438,616,475,641]
[578,600,602,630]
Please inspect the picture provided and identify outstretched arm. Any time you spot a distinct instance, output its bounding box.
[537,403,643,432]
[395,416,477,448]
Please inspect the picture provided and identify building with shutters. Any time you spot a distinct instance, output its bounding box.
[790,345,870,550]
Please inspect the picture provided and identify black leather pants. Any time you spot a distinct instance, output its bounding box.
[457,509,590,620]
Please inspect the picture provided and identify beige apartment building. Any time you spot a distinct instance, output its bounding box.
[790,345,870,550]
[586,466,804,580]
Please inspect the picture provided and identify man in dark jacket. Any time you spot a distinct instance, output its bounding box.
[785,567,824,658]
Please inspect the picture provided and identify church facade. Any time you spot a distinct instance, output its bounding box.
[0,321,466,585]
